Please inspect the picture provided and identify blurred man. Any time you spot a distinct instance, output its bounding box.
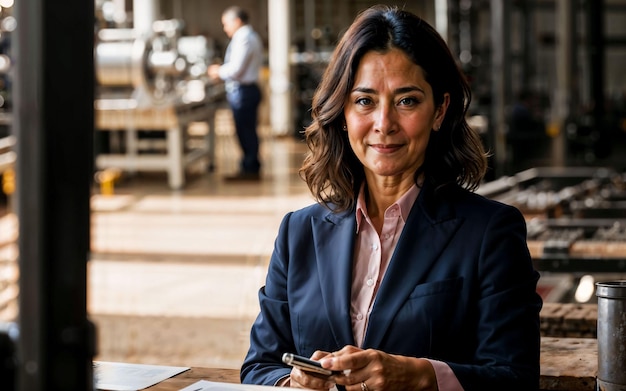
[208,6,264,181]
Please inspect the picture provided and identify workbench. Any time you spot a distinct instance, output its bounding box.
[95,84,225,190]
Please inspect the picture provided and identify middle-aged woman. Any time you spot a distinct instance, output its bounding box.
[241,5,542,391]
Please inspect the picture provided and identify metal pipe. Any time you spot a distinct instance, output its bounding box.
[133,0,159,37]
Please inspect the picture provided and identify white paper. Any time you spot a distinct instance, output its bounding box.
[94,361,190,391]
[179,380,302,391]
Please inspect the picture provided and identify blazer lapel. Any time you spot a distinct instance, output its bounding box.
[363,185,463,349]
[311,210,357,348]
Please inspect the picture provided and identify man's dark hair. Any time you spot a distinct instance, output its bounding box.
[224,6,249,24]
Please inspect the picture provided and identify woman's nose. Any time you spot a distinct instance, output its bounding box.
[374,105,397,135]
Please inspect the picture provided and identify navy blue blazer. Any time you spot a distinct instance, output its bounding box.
[241,183,542,391]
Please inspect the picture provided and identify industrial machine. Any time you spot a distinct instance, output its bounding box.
[94,0,225,190]
[479,166,626,273]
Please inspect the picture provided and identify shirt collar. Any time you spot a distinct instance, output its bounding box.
[232,24,252,39]
[355,182,421,233]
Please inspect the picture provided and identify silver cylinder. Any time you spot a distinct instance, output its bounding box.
[95,38,145,87]
[95,41,135,85]
[596,281,626,391]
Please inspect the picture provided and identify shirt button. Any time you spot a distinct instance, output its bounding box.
[372,243,379,250]
[357,313,364,320]
[384,233,390,240]
[366,278,375,287]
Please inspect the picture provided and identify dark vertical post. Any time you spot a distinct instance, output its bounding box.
[490,0,512,177]
[587,0,606,157]
[446,0,461,58]
[518,0,533,88]
[14,0,95,390]
[588,0,605,117]
[569,1,579,117]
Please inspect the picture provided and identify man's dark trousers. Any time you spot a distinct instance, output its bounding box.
[227,83,262,174]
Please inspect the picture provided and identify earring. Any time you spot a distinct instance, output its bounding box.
[342,125,347,131]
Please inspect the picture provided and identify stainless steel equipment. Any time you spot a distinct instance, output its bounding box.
[595,281,626,390]
[94,0,225,189]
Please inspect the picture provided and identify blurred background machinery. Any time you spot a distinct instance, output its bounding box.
[94,0,225,190]
[479,166,626,304]
[479,166,626,272]
[0,6,14,215]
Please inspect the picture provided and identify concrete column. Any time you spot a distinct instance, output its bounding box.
[268,0,292,136]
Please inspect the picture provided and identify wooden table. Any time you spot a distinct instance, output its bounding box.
[144,367,240,390]
[145,337,597,391]
[540,337,597,391]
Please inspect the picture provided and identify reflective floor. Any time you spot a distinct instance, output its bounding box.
[89,116,314,369]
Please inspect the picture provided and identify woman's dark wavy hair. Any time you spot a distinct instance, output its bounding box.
[299,5,488,212]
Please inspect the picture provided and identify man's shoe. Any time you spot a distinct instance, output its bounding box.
[224,172,261,181]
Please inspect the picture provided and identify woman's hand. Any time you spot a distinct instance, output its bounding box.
[288,351,337,390]
[320,346,438,391]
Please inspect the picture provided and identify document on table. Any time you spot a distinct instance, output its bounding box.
[180,380,312,391]
[94,361,190,391]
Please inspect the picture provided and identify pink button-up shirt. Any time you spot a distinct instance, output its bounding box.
[352,183,463,391]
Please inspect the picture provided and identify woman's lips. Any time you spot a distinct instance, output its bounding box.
[370,143,403,153]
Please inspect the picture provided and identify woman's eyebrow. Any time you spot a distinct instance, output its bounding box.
[351,87,376,94]
[350,86,425,94]
[395,86,425,94]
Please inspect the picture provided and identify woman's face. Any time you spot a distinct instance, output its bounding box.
[344,48,449,184]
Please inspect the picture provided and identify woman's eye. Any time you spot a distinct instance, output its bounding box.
[355,97,372,106]
[398,97,419,106]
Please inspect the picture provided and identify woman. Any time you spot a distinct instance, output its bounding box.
[241,5,542,391]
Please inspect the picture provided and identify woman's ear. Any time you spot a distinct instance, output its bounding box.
[434,93,451,129]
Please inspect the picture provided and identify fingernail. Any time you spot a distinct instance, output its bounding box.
[320,357,334,366]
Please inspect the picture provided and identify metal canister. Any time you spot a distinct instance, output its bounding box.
[596,281,626,391]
